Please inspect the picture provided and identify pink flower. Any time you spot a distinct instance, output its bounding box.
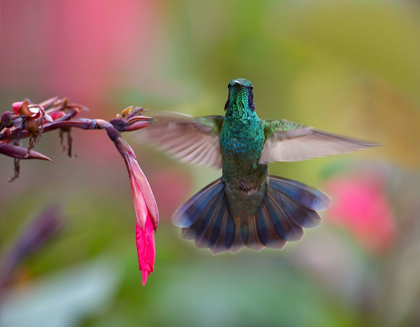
[106,112,158,286]
[117,136,158,285]
[12,101,25,114]
[325,175,396,254]
[49,111,67,121]
[136,218,155,286]
[12,100,53,122]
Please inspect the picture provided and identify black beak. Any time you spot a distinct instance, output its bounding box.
[233,80,242,89]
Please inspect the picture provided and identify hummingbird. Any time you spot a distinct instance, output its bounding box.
[143,78,378,254]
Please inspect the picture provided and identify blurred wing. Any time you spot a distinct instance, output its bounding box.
[260,119,379,164]
[139,112,224,169]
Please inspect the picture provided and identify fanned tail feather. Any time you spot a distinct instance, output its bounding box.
[172,175,331,254]
[173,179,236,254]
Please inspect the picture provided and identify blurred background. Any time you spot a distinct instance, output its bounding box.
[1,0,420,326]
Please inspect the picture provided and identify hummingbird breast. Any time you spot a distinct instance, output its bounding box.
[220,109,268,220]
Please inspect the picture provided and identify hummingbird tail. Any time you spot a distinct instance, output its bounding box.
[228,175,331,254]
[173,178,236,255]
[251,175,331,250]
[172,176,331,255]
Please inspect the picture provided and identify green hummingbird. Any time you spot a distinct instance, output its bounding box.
[143,78,377,254]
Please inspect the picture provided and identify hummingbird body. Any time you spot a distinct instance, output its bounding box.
[142,78,378,254]
[220,80,267,227]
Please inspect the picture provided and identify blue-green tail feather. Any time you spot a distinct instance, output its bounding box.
[172,176,331,254]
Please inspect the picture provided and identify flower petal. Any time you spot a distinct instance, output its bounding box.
[17,101,33,117]
[136,217,155,286]
[113,134,159,230]
[12,101,24,114]
[129,168,149,228]
[128,156,159,230]
[123,119,155,132]
[43,113,53,123]
[50,111,67,121]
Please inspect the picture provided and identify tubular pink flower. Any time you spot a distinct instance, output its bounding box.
[136,218,155,286]
[113,134,159,229]
[121,138,158,285]
[107,127,158,285]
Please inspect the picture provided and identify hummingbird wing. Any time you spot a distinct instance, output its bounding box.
[138,112,224,169]
[260,119,379,164]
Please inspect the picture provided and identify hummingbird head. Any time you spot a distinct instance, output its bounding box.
[224,78,255,111]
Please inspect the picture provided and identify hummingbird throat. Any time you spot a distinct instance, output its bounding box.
[225,89,255,118]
